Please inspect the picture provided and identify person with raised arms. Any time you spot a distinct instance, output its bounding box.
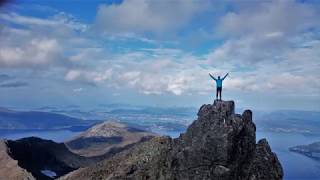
[209,72,229,101]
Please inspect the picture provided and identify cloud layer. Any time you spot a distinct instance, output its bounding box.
[0,0,319,109]
[95,0,208,34]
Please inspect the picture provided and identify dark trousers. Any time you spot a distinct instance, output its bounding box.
[216,87,222,100]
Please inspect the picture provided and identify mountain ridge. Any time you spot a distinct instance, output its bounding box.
[65,121,156,157]
[60,100,283,180]
[0,121,156,179]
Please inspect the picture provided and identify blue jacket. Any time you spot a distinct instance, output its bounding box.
[215,79,223,87]
[209,73,228,88]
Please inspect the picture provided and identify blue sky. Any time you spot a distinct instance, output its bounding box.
[0,0,319,110]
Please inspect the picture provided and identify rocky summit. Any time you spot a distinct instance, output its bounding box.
[61,100,283,180]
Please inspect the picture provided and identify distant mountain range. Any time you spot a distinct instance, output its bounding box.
[31,105,197,121]
[0,107,99,130]
[254,110,320,134]
[15,105,197,134]
[1,105,319,135]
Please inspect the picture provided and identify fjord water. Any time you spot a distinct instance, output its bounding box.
[256,131,320,180]
[0,129,319,180]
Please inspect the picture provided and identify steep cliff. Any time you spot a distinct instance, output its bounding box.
[0,140,35,180]
[4,137,102,180]
[61,100,283,180]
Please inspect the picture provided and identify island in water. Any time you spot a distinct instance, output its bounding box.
[289,141,320,160]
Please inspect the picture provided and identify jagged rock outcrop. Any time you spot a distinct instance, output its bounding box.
[3,137,103,180]
[60,100,283,180]
[0,140,35,180]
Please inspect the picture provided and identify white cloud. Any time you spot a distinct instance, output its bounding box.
[120,69,197,95]
[69,48,104,62]
[0,38,61,67]
[0,13,57,26]
[166,75,192,95]
[217,0,319,37]
[0,11,93,69]
[206,0,320,96]
[209,0,320,65]
[73,87,84,92]
[224,77,258,91]
[65,69,113,85]
[0,12,87,32]
[266,73,304,90]
[63,42,318,97]
[63,48,216,95]
[94,0,208,34]
[1,0,319,109]
[65,70,81,81]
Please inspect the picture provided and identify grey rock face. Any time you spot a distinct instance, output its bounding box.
[61,100,283,180]
[0,140,35,180]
